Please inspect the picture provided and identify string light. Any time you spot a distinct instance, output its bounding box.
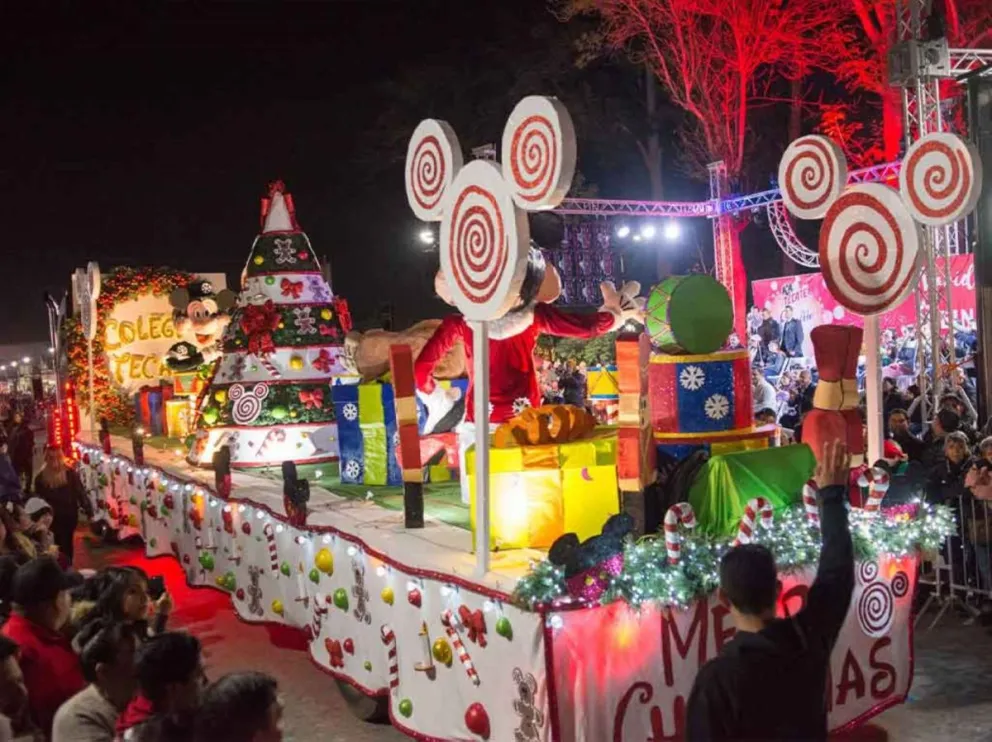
[513,502,954,610]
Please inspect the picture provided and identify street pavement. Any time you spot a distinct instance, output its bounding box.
[75,529,992,742]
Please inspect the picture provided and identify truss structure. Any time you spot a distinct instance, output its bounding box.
[766,202,820,268]
[553,197,715,218]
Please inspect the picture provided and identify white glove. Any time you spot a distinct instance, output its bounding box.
[599,280,646,330]
[416,384,463,435]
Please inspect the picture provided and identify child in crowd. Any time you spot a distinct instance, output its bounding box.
[71,567,171,644]
[194,672,283,742]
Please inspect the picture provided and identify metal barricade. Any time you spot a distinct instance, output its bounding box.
[916,494,992,629]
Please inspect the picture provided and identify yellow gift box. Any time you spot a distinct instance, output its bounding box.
[164,399,192,439]
[466,430,619,550]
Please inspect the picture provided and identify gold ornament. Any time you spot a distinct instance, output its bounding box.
[271,599,284,615]
[253,255,264,266]
[214,389,227,404]
[432,638,453,666]
[320,308,333,321]
[315,548,334,574]
[289,355,305,371]
[380,586,394,605]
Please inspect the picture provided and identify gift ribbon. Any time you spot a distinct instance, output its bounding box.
[240,301,281,357]
[280,278,303,299]
[299,389,324,409]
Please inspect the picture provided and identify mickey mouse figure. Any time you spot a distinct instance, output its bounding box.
[548,513,634,603]
[166,279,237,372]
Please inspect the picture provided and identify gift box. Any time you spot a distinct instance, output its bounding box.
[164,399,193,439]
[466,430,619,550]
[332,382,402,486]
[648,350,752,435]
[171,372,205,397]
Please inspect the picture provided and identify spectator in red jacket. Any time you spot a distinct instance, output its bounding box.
[1,556,84,736]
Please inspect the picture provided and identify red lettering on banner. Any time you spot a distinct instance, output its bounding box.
[661,602,708,687]
[613,682,685,742]
[836,649,866,706]
[711,600,735,653]
[869,637,897,700]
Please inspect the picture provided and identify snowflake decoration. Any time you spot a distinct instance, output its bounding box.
[679,365,706,392]
[512,397,532,414]
[704,394,730,421]
[293,307,317,335]
[307,276,331,303]
[342,403,358,422]
[343,460,361,480]
[273,238,297,265]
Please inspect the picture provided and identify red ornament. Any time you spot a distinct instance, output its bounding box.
[407,588,422,608]
[325,639,344,669]
[221,509,234,535]
[241,521,252,536]
[189,510,203,531]
[236,588,245,601]
[182,555,191,565]
[343,638,355,655]
[163,494,175,510]
[312,349,333,374]
[464,703,490,740]
[146,505,158,519]
[297,250,309,260]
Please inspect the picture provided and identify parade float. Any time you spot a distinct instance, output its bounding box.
[70,97,971,741]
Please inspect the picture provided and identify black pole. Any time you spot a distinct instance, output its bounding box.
[967,72,992,423]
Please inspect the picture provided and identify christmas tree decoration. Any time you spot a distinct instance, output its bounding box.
[398,699,413,718]
[271,599,284,616]
[333,588,349,611]
[495,616,513,641]
[308,568,320,584]
[432,637,453,666]
[380,586,395,605]
[188,181,353,468]
[315,548,334,575]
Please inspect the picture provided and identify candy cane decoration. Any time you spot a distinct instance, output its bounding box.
[663,502,696,565]
[857,467,891,515]
[262,523,279,574]
[733,497,774,547]
[257,429,287,459]
[380,625,399,695]
[258,355,282,380]
[441,609,480,686]
[802,482,821,529]
[311,594,328,637]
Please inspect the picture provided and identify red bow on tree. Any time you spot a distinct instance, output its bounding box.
[312,349,333,373]
[457,605,487,647]
[280,278,303,299]
[333,296,353,334]
[319,325,339,339]
[299,389,324,409]
[240,301,281,356]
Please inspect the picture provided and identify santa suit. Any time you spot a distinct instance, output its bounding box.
[415,303,618,500]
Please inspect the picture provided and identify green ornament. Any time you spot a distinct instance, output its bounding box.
[198,552,215,571]
[496,616,513,640]
[149,537,157,548]
[363,661,372,671]
[265,276,276,285]
[223,572,237,591]
[398,699,413,718]
[271,405,289,421]
[129,496,138,505]
[201,408,219,425]
[309,568,320,584]
[280,562,292,577]
[333,588,349,611]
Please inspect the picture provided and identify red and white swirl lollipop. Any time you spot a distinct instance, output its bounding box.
[819,184,921,316]
[501,96,577,210]
[405,119,464,222]
[899,132,983,226]
[439,160,529,321]
[778,135,848,220]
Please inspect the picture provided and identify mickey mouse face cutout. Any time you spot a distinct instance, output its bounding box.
[777,133,982,317]
[405,96,577,322]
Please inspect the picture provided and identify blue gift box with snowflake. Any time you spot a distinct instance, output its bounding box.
[648,350,753,435]
[331,382,402,486]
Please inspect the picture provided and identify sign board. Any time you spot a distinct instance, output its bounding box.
[751,255,975,358]
[100,272,226,394]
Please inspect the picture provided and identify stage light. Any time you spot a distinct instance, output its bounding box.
[21,357,30,364]
[418,229,436,245]
[616,225,630,239]
[10,361,17,367]
[48,347,55,354]
[663,220,681,241]
[640,224,656,240]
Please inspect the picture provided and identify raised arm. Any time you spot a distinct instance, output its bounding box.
[795,441,854,651]
[413,315,466,394]
[533,303,616,339]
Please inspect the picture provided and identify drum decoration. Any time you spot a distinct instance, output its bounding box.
[645,275,734,355]
[648,350,752,436]
[819,184,921,316]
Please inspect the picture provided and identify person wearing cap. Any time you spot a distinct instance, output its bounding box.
[20,500,57,564]
[1,557,84,737]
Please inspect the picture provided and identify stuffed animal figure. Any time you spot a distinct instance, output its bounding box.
[414,246,643,501]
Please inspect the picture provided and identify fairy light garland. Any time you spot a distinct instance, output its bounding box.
[514,501,955,611]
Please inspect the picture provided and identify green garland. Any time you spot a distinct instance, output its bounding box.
[245,232,320,277]
[512,501,955,611]
[199,382,335,427]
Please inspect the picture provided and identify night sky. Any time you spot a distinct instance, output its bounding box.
[2,1,781,344]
